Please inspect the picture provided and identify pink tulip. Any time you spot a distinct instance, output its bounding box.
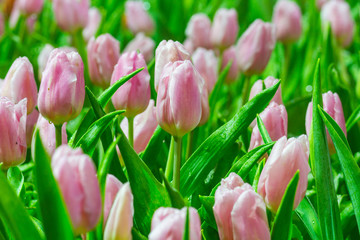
[33,114,68,156]
[321,1,354,47]
[221,46,239,84]
[52,0,89,32]
[154,40,191,91]
[317,0,344,10]
[149,207,201,240]
[87,34,120,88]
[104,183,133,240]
[0,97,27,169]
[104,175,123,225]
[125,1,154,35]
[111,51,150,118]
[26,109,39,147]
[249,102,288,150]
[236,19,276,75]
[199,89,210,126]
[305,91,346,154]
[213,173,270,240]
[185,13,212,49]
[211,8,239,49]
[273,0,302,43]
[124,32,155,62]
[156,60,203,137]
[258,135,310,212]
[249,76,283,105]
[183,38,195,54]
[192,48,218,94]
[38,49,85,125]
[120,100,158,153]
[18,0,44,15]
[52,145,101,234]
[1,57,38,114]
[83,8,101,42]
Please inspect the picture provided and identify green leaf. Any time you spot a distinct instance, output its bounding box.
[69,109,95,147]
[256,114,272,144]
[33,130,73,239]
[295,197,322,240]
[309,59,343,240]
[199,196,217,230]
[180,81,280,197]
[0,170,43,240]
[271,171,299,240]
[183,207,190,240]
[132,228,147,240]
[291,224,304,240]
[209,61,231,109]
[160,170,186,209]
[345,104,360,131]
[253,159,265,192]
[7,166,24,196]
[318,106,360,232]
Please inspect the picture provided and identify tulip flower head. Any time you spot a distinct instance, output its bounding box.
[125,1,154,35]
[52,0,89,32]
[83,7,102,42]
[221,46,239,84]
[104,174,123,225]
[249,76,283,105]
[18,0,44,15]
[185,13,212,49]
[210,8,239,49]
[124,32,155,62]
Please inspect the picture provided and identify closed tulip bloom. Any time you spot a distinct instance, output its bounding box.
[125,1,154,35]
[149,207,201,240]
[1,57,38,114]
[124,32,155,62]
[321,1,354,47]
[211,8,239,49]
[38,49,85,125]
[26,109,39,147]
[154,40,191,91]
[249,76,282,105]
[111,51,150,118]
[156,60,203,137]
[104,175,123,225]
[249,102,287,150]
[38,44,55,80]
[183,38,195,54]
[52,0,89,32]
[258,135,310,212]
[83,8,101,42]
[305,91,346,154]
[52,145,101,234]
[120,100,158,153]
[236,19,276,75]
[0,97,27,169]
[185,13,212,49]
[192,48,218,93]
[104,183,133,240]
[199,89,210,126]
[87,34,120,88]
[221,46,239,84]
[213,173,270,240]
[273,0,302,43]
[18,0,43,15]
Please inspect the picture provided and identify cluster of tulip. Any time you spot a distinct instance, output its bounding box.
[0,0,359,239]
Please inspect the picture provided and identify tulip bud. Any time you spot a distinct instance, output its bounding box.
[185,13,212,49]
[154,40,191,91]
[211,8,239,49]
[83,7,101,42]
[149,207,201,240]
[111,51,150,118]
[104,174,123,225]
[0,97,27,169]
[38,49,85,125]
[183,38,195,54]
[104,183,133,240]
[236,19,276,75]
[221,46,239,84]
[321,1,354,47]
[38,44,55,80]
[120,99,158,153]
[18,0,43,15]
[249,102,288,150]
[156,60,203,137]
[192,48,218,94]
[124,32,155,62]
[52,145,101,234]
[125,1,154,35]
[87,34,120,89]
[52,0,89,32]
[258,135,310,212]
[26,109,39,147]
[305,91,346,154]
[199,89,210,126]
[213,173,270,240]
[249,76,282,105]
[1,57,38,114]
[273,0,302,43]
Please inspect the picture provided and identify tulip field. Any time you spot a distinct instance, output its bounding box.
[1,0,360,239]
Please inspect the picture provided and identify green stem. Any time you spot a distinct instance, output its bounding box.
[185,131,193,160]
[173,136,182,191]
[128,117,134,148]
[242,75,251,105]
[55,124,62,148]
[165,137,175,181]
[282,43,291,86]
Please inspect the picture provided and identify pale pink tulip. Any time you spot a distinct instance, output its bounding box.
[125,1,154,35]
[249,76,282,105]
[221,46,239,84]
[185,13,212,49]
[18,0,44,15]
[83,8,101,42]
[124,32,155,62]
[52,0,89,32]
[211,8,239,49]
[26,109,39,147]
[104,174,123,225]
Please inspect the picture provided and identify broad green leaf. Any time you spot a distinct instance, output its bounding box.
[0,170,43,240]
[132,228,147,240]
[309,59,343,240]
[160,170,186,209]
[183,207,190,240]
[341,203,357,237]
[33,131,73,239]
[256,114,272,144]
[180,81,280,197]
[7,166,24,196]
[292,224,304,240]
[295,197,322,240]
[69,109,96,146]
[319,106,360,232]
[345,104,360,131]
[271,171,299,240]
[199,196,217,230]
